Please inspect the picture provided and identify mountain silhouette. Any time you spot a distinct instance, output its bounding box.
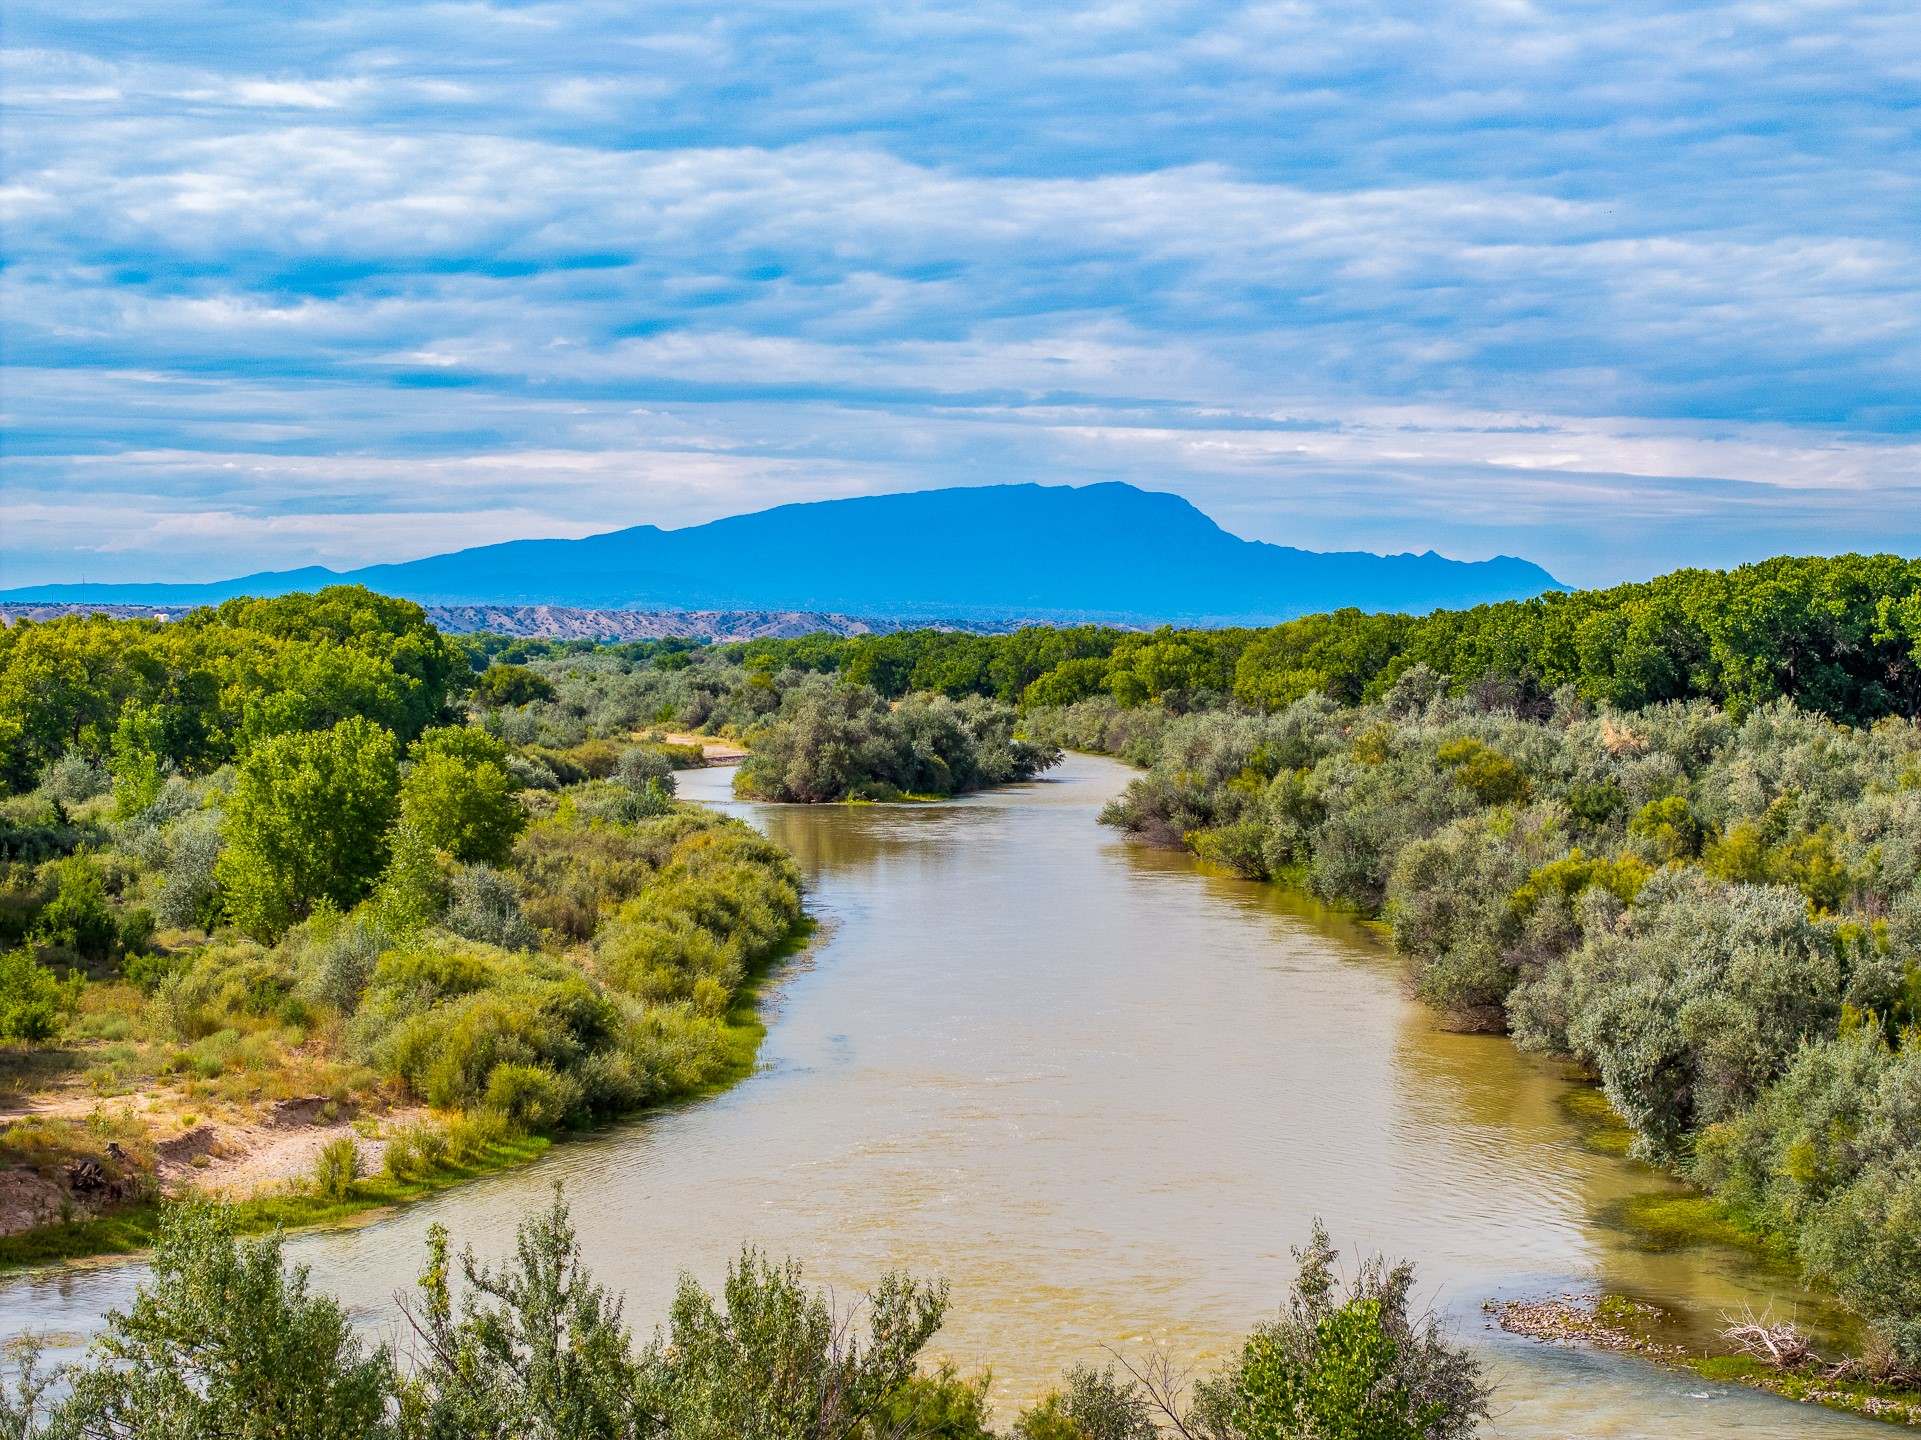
[4,482,1563,623]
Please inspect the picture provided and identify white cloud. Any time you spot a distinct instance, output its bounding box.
[2,0,1918,588]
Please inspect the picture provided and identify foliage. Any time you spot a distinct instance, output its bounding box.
[52,1205,398,1439]
[1013,1366,1159,1440]
[216,716,401,940]
[735,677,1061,802]
[639,1245,950,1440]
[312,1135,363,1201]
[472,663,557,708]
[399,727,526,865]
[0,585,453,793]
[401,1190,646,1439]
[1193,1221,1490,1440]
[29,856,119,959]
[0,946,77,1043]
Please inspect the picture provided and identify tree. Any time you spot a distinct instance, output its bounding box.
[216,716,400,941]
[473,664,557,708]
[54,1205,398,1439]
[399,727,527,865]
[1192,1221,1489,1440]
[401,1189,650,1440]
[641,1246,949,1440]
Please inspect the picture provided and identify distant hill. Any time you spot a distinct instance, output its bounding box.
[0,603,922,642]
[1,482,1564,624]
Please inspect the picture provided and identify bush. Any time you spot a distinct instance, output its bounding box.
[381,1119,450,1182]
[1015,1366,1159,1440]
[154,811,223,931]
[51,1204,394,1439]
[30,856,120,959]
[0,946,76,1042]
[1191,1220,1490,1440]
[447,863,539,950]
[483,1062,579,1132]
[311,1136,361,1200]
[40,752,108,805]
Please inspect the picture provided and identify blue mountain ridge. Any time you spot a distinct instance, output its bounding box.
[3,482,1565,624]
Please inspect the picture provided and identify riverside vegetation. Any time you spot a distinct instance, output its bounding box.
[435,553,1921,1390]
[12,557,1921,1410]
[0,1192,1492,1440]
[0,589,801,1256]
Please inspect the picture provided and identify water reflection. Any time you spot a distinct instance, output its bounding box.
[0,756,1878,1435]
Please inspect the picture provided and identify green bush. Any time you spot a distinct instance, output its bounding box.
[311,1136,361,1200]
[30,856,119,959]
[0,946,76,1043]
[1191,1221,1490,1440]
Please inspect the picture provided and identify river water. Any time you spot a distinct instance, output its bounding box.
[1,755,1882,1434]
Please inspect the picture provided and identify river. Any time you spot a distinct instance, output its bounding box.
[0,754,1882,1434]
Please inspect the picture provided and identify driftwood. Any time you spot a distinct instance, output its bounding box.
[66,1160,107,1193]
[1719,1306,1813,1370]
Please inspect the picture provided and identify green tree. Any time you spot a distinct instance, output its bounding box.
[1197,1221,1489,1440]
[642,1246,949,1440]
[400,728,526,865]
[401,1190,649,1440]
[473,664,557,708]
[53,1205,398,1439]
[30,857,120,960]
[110,700,166,817]
[216,716,401,941]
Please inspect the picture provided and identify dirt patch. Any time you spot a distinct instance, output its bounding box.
[267,1095,355,1129]
[663,732,748,762]
[0,1167,74,1237]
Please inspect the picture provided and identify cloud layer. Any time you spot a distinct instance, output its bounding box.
[4,0,1919,587]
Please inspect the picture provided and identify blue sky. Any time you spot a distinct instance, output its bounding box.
[2,0,1918,589]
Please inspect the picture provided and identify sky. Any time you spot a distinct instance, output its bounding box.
[2,1,1918,591]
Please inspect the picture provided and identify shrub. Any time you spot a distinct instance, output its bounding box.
[52,1205,395,1439]
[40,752,109,805]
[154,811,223,931]
[1192,1220,1490,1440]
[382,1120,450,1182]
[1015,1366,1159,1440]
[0,946,76,1043]
[30,856,120,959]
[446,864,539,950]
[482,1062,579,1133]
[311,1136,361,1200]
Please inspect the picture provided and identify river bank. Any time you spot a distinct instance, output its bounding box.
[0,756,1894,1435]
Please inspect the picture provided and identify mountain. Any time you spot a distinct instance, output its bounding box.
[1,482,1564,624]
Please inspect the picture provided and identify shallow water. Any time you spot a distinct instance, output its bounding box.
[0,755,1882,1434]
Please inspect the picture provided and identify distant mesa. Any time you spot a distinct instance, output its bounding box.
[0,482,1565,626]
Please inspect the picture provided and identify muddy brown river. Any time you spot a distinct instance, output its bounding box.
[0,755,1884,1434]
